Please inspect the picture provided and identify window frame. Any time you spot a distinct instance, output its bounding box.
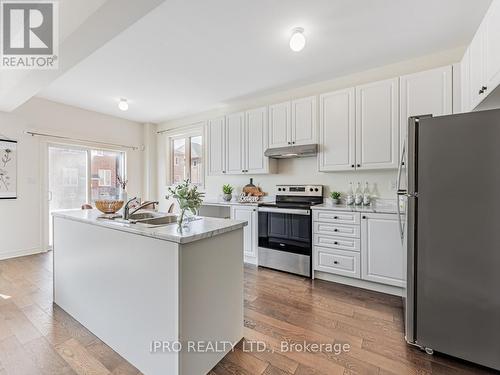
[98,169,112,187]
[168,126,204,188]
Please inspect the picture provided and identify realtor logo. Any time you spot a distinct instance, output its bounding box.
[1,0,58,69]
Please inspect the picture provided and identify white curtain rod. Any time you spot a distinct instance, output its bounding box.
[157,123,205,135]
[25,131,141,151]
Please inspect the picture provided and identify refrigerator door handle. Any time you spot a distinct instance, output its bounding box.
[397,140,406,193]
[396,141,407,242]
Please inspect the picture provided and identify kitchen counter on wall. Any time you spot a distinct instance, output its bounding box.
[202,196,274,207]
[312,200,400,214]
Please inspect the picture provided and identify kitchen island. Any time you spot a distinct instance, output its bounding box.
[52,210,246,375]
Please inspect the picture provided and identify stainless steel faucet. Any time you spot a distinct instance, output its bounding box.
[123,197,159,220]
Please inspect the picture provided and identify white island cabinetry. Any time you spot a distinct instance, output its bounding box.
[52,211,246,375]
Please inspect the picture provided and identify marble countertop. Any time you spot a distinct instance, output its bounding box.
[311,200,401,214]
[52,210,247,244]
[202,196,273,207]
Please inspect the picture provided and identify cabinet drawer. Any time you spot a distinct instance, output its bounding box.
[313,210,360,225]
[313,222,360,238]
[313,234,360,252]
[314,247,360,278]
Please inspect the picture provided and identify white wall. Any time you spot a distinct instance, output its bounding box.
[156,48,464,209]
[0,98,144,260]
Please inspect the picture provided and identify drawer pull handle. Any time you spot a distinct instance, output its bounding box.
[334,216,338,219]
[334,241,338,245]
[333,261,339,264]
[334,229,339,232]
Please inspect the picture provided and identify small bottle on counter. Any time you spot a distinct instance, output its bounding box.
[363,182,371,206]
[346,182,355,205]
[354,182,363,205]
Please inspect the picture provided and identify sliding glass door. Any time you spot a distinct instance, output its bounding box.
[48,145,125,246]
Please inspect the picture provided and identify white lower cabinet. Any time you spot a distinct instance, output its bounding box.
[361,213,404,287]
[315,247,360,278]
[231,206,258,264]
[313,209,404,292]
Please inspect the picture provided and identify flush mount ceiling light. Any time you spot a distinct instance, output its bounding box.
[118,98,129,111]
[289,27,306,52]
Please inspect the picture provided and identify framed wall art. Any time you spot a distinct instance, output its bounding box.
[0,139,17,199]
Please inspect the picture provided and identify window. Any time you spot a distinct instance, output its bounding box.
[98,169,112,187]
[62,167,79,186]
[91,150,125,201]
[170,130,203,187]
[48,146,125,246]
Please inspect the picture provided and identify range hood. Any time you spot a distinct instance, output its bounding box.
[264,144,317,159]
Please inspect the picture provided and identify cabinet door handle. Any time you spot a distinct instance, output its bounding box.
[333,261,339,264]
[223,171,226,173]
[357,164,361,167]
[351,164,355,168]
[362,215,367,219]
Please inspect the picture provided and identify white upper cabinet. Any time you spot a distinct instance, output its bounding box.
[291,96,318,146]
[318,88,355,172]
[460,49,471,113]
[469,22,486,109]
[269,97,318,148]
[361,213,404,287]
[399,66,453,153]
[460,0,500,111]
[268,102,291,148]
[355,78,399,170]
[225,112,245,174]
[245,107,269,174]
[485,0,500,95]
[206,116,226,176]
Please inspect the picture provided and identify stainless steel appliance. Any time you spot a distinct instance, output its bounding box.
[258,185,323,277]
[398,110,500,371]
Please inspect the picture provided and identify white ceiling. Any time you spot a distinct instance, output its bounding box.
[38,0,492,123]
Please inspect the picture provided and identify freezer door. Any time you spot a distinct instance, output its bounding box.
[415,110,500,370]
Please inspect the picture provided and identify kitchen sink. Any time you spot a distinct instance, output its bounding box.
[134,215,178,227]
[127,212,161,220]
[107,211,177,227]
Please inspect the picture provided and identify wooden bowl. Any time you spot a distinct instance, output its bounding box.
[95,200,124,214]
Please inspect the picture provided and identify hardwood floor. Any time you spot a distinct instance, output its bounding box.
[0,252,496,375]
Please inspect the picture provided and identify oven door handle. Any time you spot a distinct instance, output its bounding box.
[258,207,310,215]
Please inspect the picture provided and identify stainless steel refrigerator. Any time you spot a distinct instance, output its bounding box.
[397,110,500,371]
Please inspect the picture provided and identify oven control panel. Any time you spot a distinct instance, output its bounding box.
[276,185,323,196]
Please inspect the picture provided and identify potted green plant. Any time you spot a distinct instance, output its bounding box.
[222,184,234,201]
[330,191,341,205]
[166,179,205,229]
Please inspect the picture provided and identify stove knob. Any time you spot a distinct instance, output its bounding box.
[278,188,282,191]
[309,188,313,192]
[314,188,319,192]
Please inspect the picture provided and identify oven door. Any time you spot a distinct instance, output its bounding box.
[258,207,312,276]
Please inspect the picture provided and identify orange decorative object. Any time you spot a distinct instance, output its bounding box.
[95,200,124,214]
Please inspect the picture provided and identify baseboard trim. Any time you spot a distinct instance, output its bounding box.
[244,255,257,265]
[314,271,404,297]
[0,247,48,261]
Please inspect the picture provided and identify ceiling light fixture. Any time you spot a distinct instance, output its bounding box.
[289,27,306,52]
[118,98,129,111]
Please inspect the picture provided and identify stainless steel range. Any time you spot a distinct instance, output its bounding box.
[258,185,323,277]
